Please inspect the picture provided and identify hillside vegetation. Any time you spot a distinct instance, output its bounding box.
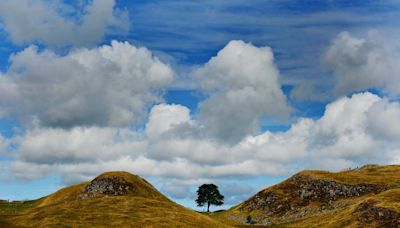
[215,165,400,227]
[0,171,228,228]
[1,166,399,227]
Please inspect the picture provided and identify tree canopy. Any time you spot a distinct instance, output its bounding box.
[195,184,224,212]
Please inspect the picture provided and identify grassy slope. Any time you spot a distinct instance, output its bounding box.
[0,200,38,228]
[2,166,399,227]
[215,165,400,227]
[278,189,400,228]
[0,172,229,228]
[299,165,400,186]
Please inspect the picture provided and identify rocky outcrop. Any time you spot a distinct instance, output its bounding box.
[243,174,395,224]
[81,176,135,198]
[245,192,292,216]
[355,200,399,227]
[292,174,390,202]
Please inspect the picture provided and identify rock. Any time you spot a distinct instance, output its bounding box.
[291,174,390,203]
[83,176,135,197]
[242,173,396,225]
[355,200,400,227]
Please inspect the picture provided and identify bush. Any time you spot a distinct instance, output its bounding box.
[246,215,256,225]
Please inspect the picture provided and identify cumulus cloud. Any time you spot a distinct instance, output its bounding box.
[195,40,291,143]
[1,37,400,203]
[366,98,400,140]
[324,31,400,97]
[12,127,146,164]
[0,41,174,128]
[306,93,383,168]
[0,0,130,47]
[9,92,400,185]
[1,91,399,206]
[146,104,192,138]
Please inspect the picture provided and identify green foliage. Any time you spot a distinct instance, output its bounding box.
[196,184,224,212]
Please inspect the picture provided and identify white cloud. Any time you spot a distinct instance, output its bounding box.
[3,91,400,202]
[297,92,400,170]
[0,41,174,128]
[1,36,399,203]
[146,104,192,138]
[11,92,400,183]
[195,40,291,143]
[307,93,382,164]
[7,102,300,182]
[324,31,400,97]
[13,127,146,164]
[0,0,130,47]
[366,98,400,140]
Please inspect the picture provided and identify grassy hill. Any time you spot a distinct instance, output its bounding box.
[0,171,228,228]
[214,165,400,227]
[1,166,399,227]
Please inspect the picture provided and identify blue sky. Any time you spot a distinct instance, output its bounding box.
[1,0,400,210]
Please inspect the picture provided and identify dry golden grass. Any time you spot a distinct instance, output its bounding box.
[38,171,169,208]
[277,189,400,228]
[2,166,399,227]
[215,165,400,227]
[300,165,400,186]
[372,189,400,213]
[1,171,230,228]
[10,196,229,227]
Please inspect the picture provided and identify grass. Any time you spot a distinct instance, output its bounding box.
[9,196,229,227]
[0,201,38,215]
[0,200,38,228]
[1,166,399,227]
[300,165,400,186]
[0,171,229,228]
[38,171,169,208]
[214,165,400,227]
[277,189,400,228]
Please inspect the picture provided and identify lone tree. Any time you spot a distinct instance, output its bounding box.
[195,184,224,212]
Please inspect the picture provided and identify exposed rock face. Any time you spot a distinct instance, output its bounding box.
[83,176,135,197]
[243,174,394,224]
[292,175,390,202]
[246,192,292,216]
[355,200,399,227]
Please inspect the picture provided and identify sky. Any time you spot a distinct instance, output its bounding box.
[0,0,400,210]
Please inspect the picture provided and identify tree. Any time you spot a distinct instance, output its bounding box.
[195,184,224,212]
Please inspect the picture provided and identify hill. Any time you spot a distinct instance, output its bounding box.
[214,165,400,227]
[0,171,228,228]
[2,166,399,227]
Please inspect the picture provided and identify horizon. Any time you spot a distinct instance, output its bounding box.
[1,0,400,211]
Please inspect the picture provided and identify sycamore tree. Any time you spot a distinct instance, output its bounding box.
[195,184,224,212]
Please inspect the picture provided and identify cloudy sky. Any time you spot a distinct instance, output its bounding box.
[1,0,400,209]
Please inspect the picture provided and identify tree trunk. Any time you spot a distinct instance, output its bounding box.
[207,201,210,212]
